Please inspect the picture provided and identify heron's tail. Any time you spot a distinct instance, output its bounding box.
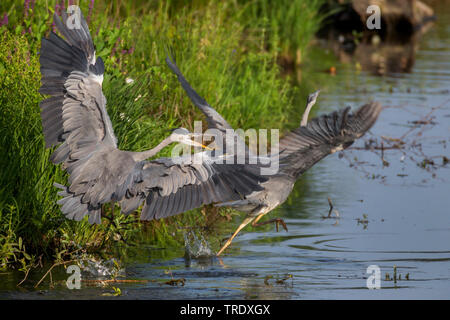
[54,183,101,224]
[39,10,97,149]
[279,102,382,179]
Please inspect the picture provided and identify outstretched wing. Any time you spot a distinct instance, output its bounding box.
[120,153,268,221]
[42,14,268,224]
[279,102,382,178]
[165,55,233,133]
[40,12,117,168]
[166,55,251,156]
[40,11,119,223]
[55,151,268,223]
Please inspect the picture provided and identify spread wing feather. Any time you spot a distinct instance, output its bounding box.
[165,55,250,155]
[279,102,382,178]
[121,155,267,220]
[165,55,233,132]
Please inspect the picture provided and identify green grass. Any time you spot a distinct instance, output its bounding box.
[0,0,326,271]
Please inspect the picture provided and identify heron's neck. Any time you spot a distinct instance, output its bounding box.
[300,101,314,127]
[132,137,173,162]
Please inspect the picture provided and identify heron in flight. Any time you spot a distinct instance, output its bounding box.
[165,57,382,255]
[39,11,269,225]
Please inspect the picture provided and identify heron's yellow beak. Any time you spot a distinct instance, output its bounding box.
[189,139,214,150]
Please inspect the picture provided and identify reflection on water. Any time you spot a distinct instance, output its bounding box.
[1,2,449,300]
[317,0,435,76]
[325,36,418,75]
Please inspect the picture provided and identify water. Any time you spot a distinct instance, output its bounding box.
[2,2,449,300]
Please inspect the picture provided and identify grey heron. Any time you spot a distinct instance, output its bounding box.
[165,56,382,255]
[39,11,269,225]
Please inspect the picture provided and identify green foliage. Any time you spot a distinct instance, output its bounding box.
[0,0,325,270]
[0,32,65,255]
[242,0,325,60]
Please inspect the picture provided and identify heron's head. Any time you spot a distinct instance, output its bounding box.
[169,128,212,150]
[307,90,320,105]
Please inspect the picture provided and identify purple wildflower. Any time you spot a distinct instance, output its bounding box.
[52,4,60,32]
[111,37,121,57]
[128,47,135,55]
[87,0,95,24]
[55,3,61,16]
[24,0,30,17]
[28,0,35,19]
[0,13,8,27]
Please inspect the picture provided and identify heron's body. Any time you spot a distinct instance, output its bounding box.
[219,173,295,216]
[165,56,382,255]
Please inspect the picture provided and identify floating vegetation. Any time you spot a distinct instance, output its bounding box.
[163,268,186,287]
[321,197,340,220]
[164,278,186,287]
[342,104,450,185]
[264,273,293,286]
[384,266,410,284]
[101,286,122,297]
[321,197,340,226]
[356,214,369,229]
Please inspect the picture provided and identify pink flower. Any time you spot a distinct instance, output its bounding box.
[24,0,30,17]
[0,13,8,27]
[87,0,95,24]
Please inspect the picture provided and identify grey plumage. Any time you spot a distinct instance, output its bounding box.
[40,11,268,225]
[166,55,382,255]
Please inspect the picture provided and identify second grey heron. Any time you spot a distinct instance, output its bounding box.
[165,56,382,255]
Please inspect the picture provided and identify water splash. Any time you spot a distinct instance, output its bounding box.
[184,230,213,260]
[81,258,124,278]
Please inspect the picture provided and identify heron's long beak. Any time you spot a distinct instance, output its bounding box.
[188,138,214,150]
[185,132,214,150]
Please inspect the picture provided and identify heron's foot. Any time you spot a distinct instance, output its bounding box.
[252,218,288,232]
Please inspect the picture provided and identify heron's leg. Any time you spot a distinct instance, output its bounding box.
[216,216,254,256]
[251,214,288,232]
